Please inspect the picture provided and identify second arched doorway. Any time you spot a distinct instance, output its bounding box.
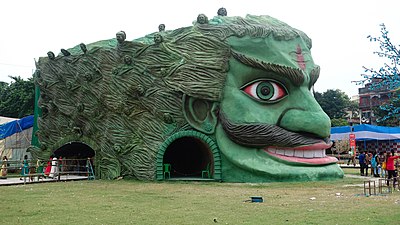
[163,136,212,178]
[156,131,222,181]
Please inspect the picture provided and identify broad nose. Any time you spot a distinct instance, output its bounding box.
[279,96,331,138]
[278,108,331,138]
[278,87,331,138]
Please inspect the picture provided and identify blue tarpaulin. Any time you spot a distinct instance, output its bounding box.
[331,124,400,141]
[0,115,34,140]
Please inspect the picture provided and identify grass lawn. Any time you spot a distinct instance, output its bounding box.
[341,167,361,175]
[1,170,400,225]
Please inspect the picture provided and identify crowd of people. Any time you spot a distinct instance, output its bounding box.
[16,155,60,181]
[2,156,61,179]
[355,149,400,187]
[0,155,94,181]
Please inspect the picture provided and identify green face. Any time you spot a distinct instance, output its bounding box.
[216,35,343,182]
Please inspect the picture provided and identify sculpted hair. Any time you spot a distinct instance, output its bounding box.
[34,15,312,180]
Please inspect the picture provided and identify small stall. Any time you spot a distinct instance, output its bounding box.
[331,124,400,153]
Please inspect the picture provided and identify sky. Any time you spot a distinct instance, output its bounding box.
[1,0,399,98]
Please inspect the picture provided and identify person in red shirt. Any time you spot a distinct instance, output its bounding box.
[44,156,52,177]
[386,150,400,187]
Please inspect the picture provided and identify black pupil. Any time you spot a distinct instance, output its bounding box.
[261,86,270,95]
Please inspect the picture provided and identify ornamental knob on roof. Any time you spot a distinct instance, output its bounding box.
[33,9,342,182]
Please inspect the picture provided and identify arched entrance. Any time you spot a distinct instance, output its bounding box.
[156,131,222,181]
[163,137,212,178]
[53,142,96,178]
[53,142,95,158]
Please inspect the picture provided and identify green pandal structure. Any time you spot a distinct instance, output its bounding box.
[31,8,344,182]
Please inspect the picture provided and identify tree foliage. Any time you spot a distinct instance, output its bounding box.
[331,118,349,127]
[0,76,35,118]
[335,138,350,154]
[314,89,353,122]
[373,90,400,126]
[361,24,400,121]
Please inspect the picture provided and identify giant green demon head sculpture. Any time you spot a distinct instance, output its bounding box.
[33,12,343,182]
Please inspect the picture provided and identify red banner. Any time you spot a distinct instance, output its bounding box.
[349,133,356,154]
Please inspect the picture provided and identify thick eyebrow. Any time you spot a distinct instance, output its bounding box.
[309,66,320,89]
[231,51,304,86]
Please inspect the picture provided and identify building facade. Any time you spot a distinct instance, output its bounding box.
[358,78,392,125]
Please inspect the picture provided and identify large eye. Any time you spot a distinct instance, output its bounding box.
[242,79,288,103]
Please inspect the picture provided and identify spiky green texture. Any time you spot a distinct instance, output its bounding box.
[33,15,309,180]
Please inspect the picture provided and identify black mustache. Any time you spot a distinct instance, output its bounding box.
[219,111,324,148]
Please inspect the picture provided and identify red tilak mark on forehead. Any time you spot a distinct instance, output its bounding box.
[295,45,306,71]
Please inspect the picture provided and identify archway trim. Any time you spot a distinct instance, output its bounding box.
[51,135,99,155]
[156,130,222,181]
[50,135,99,177]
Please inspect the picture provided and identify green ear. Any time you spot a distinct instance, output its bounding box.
[183,95,218,134]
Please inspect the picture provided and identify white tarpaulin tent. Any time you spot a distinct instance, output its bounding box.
[0,116,17,125]
[0,115,33,160]
[331,124,400,141]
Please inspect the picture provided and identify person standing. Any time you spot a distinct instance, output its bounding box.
[49,156,58,179]
[36,159,44,181]
[1,156,8,179]
[20,155,30,180]
[365,151,371,176]
[396,154,400,183]
[59,156,63,174]
[347,149,356,166]
[378,151,386,178]
[371,151,379,177]
[386,150,400,187]
[359,151,366,176]
[44,156,52,177]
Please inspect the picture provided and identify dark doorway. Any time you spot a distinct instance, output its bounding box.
[53,142,95,176]
[163,137,213,178]
[53,142,95,158]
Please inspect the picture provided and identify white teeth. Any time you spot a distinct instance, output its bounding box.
[270,148,326,158]
[294,150,304,158]
[276,149,285,155]
[303,151,314,158]
[284,149,294,156]
[314,150,324,158]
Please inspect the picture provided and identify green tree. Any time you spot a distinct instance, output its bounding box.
[332,138,350,160]
[314,89,352,121]
[373,91,400,126]
[331,118,349,127]
[0,76,35,118]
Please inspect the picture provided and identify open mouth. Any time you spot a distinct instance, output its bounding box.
[264,142,338,165]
